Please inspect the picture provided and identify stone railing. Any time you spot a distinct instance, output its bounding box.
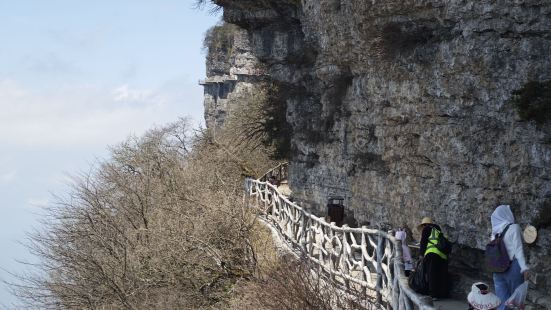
[244,173,435,310]
[259,162,288,183]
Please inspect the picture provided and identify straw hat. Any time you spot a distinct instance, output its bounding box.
[417,217,433,231]
[523,225,537,244]
[467,282,501,310]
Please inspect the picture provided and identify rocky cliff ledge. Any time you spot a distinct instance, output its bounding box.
[203,0,551,306]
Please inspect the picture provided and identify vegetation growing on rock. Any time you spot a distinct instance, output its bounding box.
[203,22,238,58]
[221,82,291,160]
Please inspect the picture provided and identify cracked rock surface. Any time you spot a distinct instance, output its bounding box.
[204,0,551,305]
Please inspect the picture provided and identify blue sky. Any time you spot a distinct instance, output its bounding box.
[0,0,220,303]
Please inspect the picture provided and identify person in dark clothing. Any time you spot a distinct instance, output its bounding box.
[267,175,280,187]
[418,217,450,299]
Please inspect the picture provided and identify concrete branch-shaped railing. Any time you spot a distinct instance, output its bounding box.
[259,161,288,183]
[244,164,435,310]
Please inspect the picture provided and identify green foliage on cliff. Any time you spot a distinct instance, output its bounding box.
[512,80,551,125]
[203,22,238,57]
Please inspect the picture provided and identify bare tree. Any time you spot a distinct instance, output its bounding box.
[8,118,275,309]
[227,255,375,310]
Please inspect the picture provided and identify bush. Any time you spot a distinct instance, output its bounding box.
[228,255,375,310]
[221,82,292,160]
[203,22,239,57]
[9,119,276,309]
[193,0,222,13]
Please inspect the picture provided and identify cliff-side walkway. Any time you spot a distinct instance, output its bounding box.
[246,163,468,310]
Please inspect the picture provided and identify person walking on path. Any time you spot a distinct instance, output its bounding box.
[467,282,501,310]
[418,217,450,299]
[395,228,413,276]
[490,205,529,310]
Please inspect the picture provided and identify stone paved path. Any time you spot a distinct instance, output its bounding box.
[434,299,468,310]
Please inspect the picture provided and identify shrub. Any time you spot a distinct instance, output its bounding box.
[228,255,375,310]
[9,118,276,309]
[221,82,292,160]
[193,0,222,13]
[203,22,239,57]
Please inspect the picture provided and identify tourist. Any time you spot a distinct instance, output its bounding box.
[490,205,529,310]
[418,217,449,299]
[268,175,279,187]
[467,282,501,310]
[395,228,413,276]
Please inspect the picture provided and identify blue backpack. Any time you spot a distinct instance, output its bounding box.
[485,224,512,273]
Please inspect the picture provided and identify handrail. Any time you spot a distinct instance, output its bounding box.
[244,164,435,310]
[259,161,288,182]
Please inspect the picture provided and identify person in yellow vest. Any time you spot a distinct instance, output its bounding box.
[418,217,450,299]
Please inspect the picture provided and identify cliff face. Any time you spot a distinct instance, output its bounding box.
[202,23,265,129]
[203,0,551,304]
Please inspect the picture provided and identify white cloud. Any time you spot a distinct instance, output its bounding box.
[26,197,49,208]
[113,84,156,103]
[0,78,202,148]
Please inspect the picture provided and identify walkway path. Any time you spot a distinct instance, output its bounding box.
[249,163,468,310]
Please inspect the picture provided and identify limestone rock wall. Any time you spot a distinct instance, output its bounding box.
[206,0,551,305]
[202,24,265,129]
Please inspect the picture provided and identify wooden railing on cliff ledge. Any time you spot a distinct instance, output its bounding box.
[244,163,435,310]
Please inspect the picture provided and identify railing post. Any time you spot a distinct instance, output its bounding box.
[300,212,306,253]
[376,231,384,305]
[309,217,315,257]
[329,222,336,282]
[392,264,400,309]
[264,183,270,210]
[361,228,367,296]
[342,224,350,289]
[392,238,403,309]
[318,224,323,275]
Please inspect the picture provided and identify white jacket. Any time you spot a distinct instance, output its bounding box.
[490,205,529,273]
[501,224,529,273]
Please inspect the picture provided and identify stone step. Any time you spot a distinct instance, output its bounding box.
[433,298,469,310]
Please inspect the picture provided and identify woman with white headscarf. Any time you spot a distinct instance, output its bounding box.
[490,205,529,310]
[395,228,413,276]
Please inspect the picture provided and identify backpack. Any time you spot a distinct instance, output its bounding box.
[409,259,429,295]
[435,230,453,255]
[485,223,512,273]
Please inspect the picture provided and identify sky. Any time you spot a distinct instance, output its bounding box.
[0,0,220,304]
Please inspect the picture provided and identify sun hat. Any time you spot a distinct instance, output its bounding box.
[417,217,433,231]
[467,282,501,310]
[523,225,537,244]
